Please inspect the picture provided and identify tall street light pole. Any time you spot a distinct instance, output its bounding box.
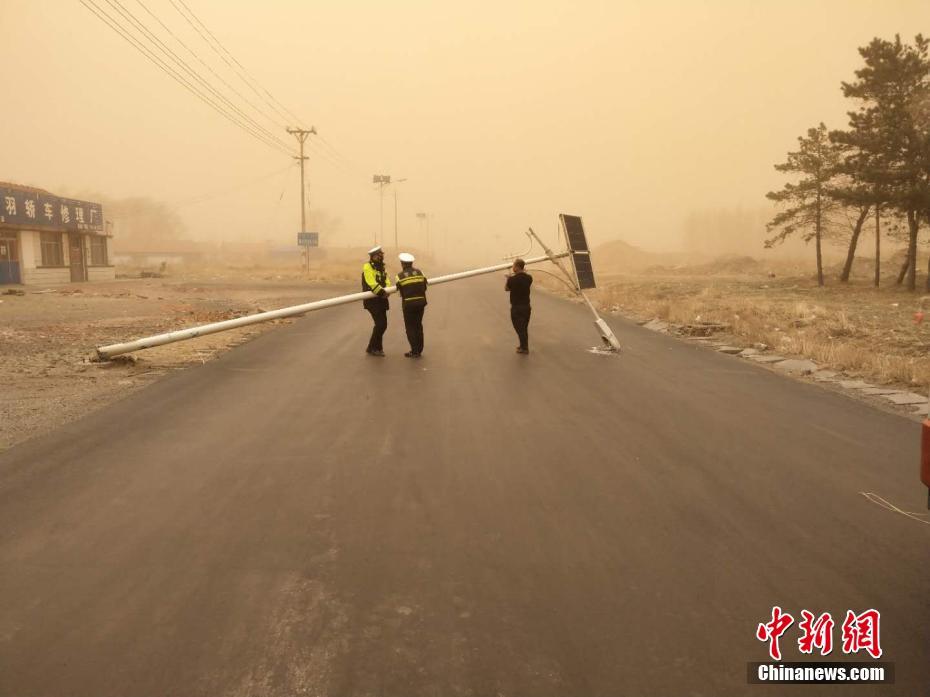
[372,174,391,245]
[287,126,316,273]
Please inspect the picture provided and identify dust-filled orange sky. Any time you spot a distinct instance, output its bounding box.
[1,1,927,261]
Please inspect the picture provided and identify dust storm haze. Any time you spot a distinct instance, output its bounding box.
[1,0,927,264]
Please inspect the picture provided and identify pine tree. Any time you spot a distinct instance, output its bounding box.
[831,109,890,285]
[766,123,844,286]
[840,35,930,290]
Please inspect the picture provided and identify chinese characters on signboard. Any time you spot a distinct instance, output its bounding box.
[0,187,104,233]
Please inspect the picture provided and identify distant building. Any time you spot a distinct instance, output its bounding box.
[0,182,115,285]
[111,237,213,267]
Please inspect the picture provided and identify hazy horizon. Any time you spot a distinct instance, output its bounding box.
[2,0,927,265]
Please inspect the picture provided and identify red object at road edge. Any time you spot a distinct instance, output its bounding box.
[922,420,930,508]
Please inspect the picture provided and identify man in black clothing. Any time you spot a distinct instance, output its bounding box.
[361,246,389,356]
[395,252,428,357]
[505,258,533,353]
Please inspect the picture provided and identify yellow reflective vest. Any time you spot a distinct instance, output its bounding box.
[361,261,389,310]
[395,267,428,308]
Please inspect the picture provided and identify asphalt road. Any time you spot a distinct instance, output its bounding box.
[0,275,927,697]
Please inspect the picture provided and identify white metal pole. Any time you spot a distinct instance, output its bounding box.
[527,226,621,351]
[96,253,567,359]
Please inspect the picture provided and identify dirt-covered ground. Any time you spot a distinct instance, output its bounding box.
[588,259,930,392]
[0,270,351,452]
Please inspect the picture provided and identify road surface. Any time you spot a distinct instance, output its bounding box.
[0,276,927,696]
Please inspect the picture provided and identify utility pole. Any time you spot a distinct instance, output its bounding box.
[287,126,316,273]
[373,174,391,246]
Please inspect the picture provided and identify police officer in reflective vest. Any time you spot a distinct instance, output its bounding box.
[395,252,428,357]
[362,246,389,356]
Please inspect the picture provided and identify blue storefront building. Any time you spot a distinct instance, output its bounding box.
[0,182,114,285]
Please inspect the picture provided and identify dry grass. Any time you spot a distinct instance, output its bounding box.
[590,272,930,389]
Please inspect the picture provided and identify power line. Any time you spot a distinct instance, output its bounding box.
[288,129,374,184]
[158,1,387,193]
[173,163,296,208]
[100,163,296,217]
[304,139,356,174]
[313,136,364,174]
[80,0,293,156]
[316,134,350,162]
[167,0,303,129]
[138,4,365,182]
[133,0,288,133]
[177,0,308,128]
[102,0,291,149]
[130,5,374,196]
[89,0,397,201]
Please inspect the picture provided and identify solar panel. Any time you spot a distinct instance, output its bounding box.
[560,214,589,252]
[559,214,597,289]
[571,252,596,289]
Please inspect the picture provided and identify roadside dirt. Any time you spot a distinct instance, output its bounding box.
[0,274,350,452]
[592,272,929,379]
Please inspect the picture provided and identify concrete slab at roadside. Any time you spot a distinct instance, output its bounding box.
[643,319,669,333]
[749,355,786,364]
[839,380,871,390]
[774,359,818,375]
[883,392,930,406]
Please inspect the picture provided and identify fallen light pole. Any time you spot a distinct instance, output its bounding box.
[95,253,568,359]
